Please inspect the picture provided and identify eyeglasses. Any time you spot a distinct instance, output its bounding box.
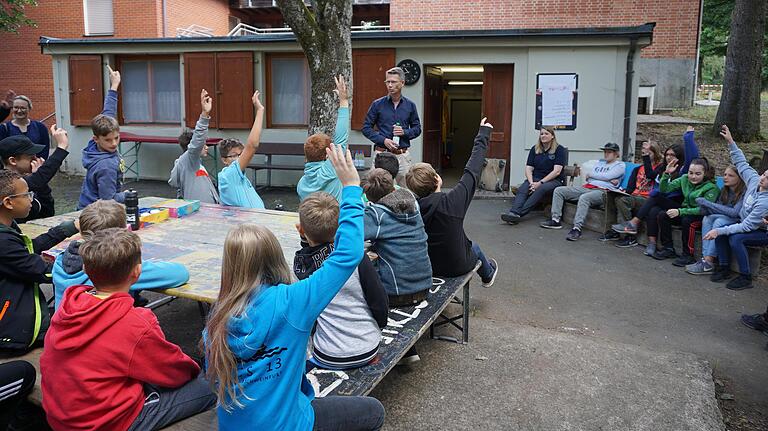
[223,153,242,160]
[4,191,34,201]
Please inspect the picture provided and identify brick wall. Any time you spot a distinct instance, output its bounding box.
[389,0,700,59]
[167,0,231,36]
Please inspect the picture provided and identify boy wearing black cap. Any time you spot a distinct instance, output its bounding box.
[541,142,626,241]
[0,125,70,222]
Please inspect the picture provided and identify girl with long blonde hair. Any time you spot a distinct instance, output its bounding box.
[203,144,385,431]
[502,126,568,224]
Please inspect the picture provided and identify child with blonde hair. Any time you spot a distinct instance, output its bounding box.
[204,144,385,430]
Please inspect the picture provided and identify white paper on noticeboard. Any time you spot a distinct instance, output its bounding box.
[539,74,577,127]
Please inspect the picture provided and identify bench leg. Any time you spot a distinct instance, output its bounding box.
[430,279,470,344]
[197,301,209,325]
[145,296,176,310]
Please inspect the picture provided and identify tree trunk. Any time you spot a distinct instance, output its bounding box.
[713,0,767,141]
[275,0,353,136]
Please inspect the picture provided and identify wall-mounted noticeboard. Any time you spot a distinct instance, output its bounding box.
[535,73,578,130]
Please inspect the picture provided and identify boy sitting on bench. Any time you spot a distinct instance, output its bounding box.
[541,143,626,241]
[406,118,499,287]
[294,191,388,369]
[169,89,220,204]
[297,76,350,202]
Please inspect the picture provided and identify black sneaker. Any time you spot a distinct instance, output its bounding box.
[566,228,582,241]
[501,212,521,225]
[598,231,620,241]
[615,237,638,248]
[540,219,562,229]
[481,259,499,288]
[131,291,149,307]
[726,274,753,291]
[741,313,768,336]
[652,247,677,260]
[672,254,696,267]
[710,266,733,283]
[397,346,420,365]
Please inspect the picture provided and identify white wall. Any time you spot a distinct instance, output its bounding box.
[48,39,643,189]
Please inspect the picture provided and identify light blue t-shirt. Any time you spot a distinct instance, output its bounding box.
[219,162,266,209]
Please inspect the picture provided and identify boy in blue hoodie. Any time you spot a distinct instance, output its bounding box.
[363,168,432,306]
[297,76,349,202]
[52,199,189,309]
[77,66,126,210]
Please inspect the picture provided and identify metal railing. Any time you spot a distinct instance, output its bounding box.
[176,25,215,38]
[227,22,389,37]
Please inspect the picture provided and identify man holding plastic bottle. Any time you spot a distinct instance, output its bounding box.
[362,67,422,187]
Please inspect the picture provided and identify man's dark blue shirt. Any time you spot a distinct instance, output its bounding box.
[362,95,422,149]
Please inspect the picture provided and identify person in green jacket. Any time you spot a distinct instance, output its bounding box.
[652,157,719,265]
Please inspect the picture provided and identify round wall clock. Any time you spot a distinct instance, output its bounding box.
[397,59,421,85]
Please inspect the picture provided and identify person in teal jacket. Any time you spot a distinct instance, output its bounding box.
[218,91,266,209]
[297,76,350,202]
[203,144,384,431]
[51,200,189,309]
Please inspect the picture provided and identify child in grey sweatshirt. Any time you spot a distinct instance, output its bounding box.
[168,89,219,204]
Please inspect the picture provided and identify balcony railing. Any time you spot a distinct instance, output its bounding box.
[227,22,389,37]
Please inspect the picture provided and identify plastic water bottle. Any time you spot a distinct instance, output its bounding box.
[125,189,140,231]
[356,151,364,168]
[392,122,401,146]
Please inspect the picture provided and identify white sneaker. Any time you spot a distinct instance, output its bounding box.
[482,259,499,288]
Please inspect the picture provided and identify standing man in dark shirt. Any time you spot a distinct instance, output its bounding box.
[362,67,422,187]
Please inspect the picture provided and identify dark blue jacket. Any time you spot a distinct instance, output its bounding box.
[77,90,125,209]
[0,120,50,160]
[361,95,421,149]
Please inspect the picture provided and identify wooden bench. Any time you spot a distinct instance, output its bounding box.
[166,265,478,430]
[119,132,222,182]
[246,142,373,188]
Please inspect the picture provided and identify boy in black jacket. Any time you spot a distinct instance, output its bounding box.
[0,125,70,222]
[406,118,499,287]
[0,170,79,355]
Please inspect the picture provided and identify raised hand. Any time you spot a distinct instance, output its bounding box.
[50,124,69,150]
[30,157,44,173]
[334,75,349,107]
[665,159,679,175]
[107,65,121,91]
[0,89,15,109]
[480,117,494,129]
[719,124,734,144]
[326,142,359,187]
[252,90,264,112]
[201,89,212,117]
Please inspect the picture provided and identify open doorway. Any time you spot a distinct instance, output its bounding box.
[422,64,513,189]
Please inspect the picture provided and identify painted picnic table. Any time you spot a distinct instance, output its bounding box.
[21,197,302,303]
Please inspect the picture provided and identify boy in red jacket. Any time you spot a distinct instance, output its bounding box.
[41,228,215,431]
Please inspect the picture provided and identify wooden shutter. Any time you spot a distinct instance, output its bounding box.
[84,0,114,36]
[215,52,254,129]
[482,64,514,185]
[69,55,104,126]
[184,53,216,128]
[351,48,395,130]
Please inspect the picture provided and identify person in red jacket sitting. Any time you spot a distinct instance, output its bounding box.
[41,228,216,431]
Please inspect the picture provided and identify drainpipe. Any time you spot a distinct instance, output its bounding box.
[162,0,168,37]
[622,37,638,162]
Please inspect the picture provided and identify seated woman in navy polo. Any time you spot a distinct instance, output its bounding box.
[0,95,50,160]
[501,126,566,224]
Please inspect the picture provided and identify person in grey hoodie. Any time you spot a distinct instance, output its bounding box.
[293,192,388,370]
[363,168,432,305]
[705,125,768,290]
[168,89,220,204]
[541,142,626,241]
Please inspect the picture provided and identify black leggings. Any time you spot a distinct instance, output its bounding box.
[638,195,683,237]
[657,214,703,256]
[0,361,36,429]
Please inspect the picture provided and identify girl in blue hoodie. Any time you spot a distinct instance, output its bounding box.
[705,125,768,290]
[203,144,385,431]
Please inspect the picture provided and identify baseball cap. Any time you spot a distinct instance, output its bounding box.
[599,142,620,152]
[0,135,45,159]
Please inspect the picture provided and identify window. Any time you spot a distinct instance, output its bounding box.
[183,52,254,129]
[118,57,181,124]
[69,55,104,126]
[84,0,114,36]
[266,53,310,128]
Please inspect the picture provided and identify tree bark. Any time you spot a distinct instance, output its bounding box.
[275,0,353,136]
[713,0,767,141]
